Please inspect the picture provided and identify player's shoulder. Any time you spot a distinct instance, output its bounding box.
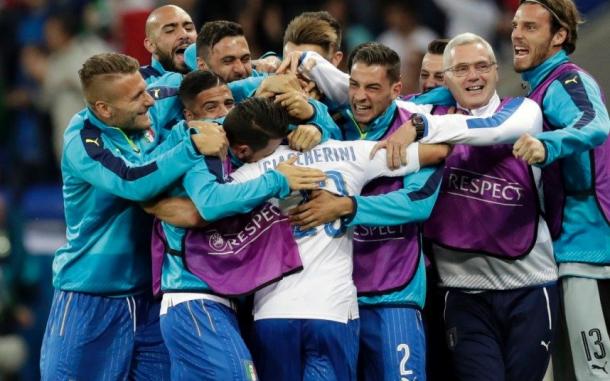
[318,139,375,162]
[64,109,100,149]
[147,73,182,97]
[320,139,373,150]
[64,109,87,136]
[320,138,366,146]
[235,145,293,174]
[547,68,601,99]
[543,69,603,116]
[271,144,295,156]
[322,139,375,150]
[509,96,538,109]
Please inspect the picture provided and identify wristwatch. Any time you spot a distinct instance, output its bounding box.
[410,113,426,141]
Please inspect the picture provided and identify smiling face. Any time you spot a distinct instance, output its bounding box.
[206,36,252,83]
[444,42,498,109]
[184,84,235,121]
[144,6,196,73]
[511,3,565,73]
[100,72,155,131]
[348,62,401,126]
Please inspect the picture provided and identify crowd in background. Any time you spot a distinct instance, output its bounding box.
[0,0,524,191]
[0,0,607,379]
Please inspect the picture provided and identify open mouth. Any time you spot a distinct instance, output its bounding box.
[466,85,484,93]
[173,44,189,60]
[353,104,371,112]
[514,47,529,58]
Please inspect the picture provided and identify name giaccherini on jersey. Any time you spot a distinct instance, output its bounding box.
[258,145,357,173]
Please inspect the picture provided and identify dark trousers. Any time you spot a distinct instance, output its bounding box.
[443,283,559,381]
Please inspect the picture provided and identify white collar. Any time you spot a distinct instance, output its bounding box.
[456,92,500,117]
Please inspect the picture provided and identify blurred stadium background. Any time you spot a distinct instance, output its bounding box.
[0,0,607,379]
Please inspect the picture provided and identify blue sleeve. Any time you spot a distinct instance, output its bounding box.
[64,132,201,202]
[536,72,609,166]
[185,43,197,72]
[305,98,342,141]
[250,69,270,78]
[148,74,184,141]
[410,86,455,106]
[227,76,266,102]
[182,160,290,221]
[321,97,345,114]
[349,165,444,226]
[146,121,191,159]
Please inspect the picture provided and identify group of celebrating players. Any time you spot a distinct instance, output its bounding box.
[38,0,610,380]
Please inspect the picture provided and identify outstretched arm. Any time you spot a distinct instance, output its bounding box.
[142,196,206,228]
[514,72,609,166]
[184,157,326,222]
[378,97,542,169]
[290,165,444,229]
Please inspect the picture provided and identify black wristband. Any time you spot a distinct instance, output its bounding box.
[410,113,426,141]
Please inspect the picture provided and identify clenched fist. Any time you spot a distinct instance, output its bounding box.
[513,133,546,164]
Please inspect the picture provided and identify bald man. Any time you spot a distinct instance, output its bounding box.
[140,5,197,84]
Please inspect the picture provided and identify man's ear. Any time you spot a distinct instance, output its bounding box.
[93,100,112,119]
[144,37,156,55]
[183,108,194,122]
[330,51,344,67]
[390,79,403,99]
[233,144,252,161]
[197,57,208,71]
[552,28,568,48]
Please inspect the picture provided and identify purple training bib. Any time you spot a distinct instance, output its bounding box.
[151,156,302,297]
[424,98,540,258]
[352,106,422,295]
[528,62,610,238]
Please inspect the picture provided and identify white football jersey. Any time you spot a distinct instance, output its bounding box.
[230,139,420,323]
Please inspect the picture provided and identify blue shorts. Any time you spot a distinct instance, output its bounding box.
[358,306,426,381]
[160,298,256,381]
[253,318,359,381]
[444,284,559,381]
[40,290,170,381]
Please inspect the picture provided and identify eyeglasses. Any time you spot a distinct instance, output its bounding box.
[445,61,497,77]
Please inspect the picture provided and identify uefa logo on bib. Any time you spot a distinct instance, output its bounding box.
[209,232,227,251]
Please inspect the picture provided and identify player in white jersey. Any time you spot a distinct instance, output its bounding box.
[280,39,557,381]
[224,96,450,380]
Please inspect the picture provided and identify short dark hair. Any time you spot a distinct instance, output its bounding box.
[347,42,401,83]
[196,20,245,59]
[223,97,294,152]
[283,11,342,53]
[520,0,583,54]
[427,38,449,55]
[179,70,225,110]
[79,53,140,103]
